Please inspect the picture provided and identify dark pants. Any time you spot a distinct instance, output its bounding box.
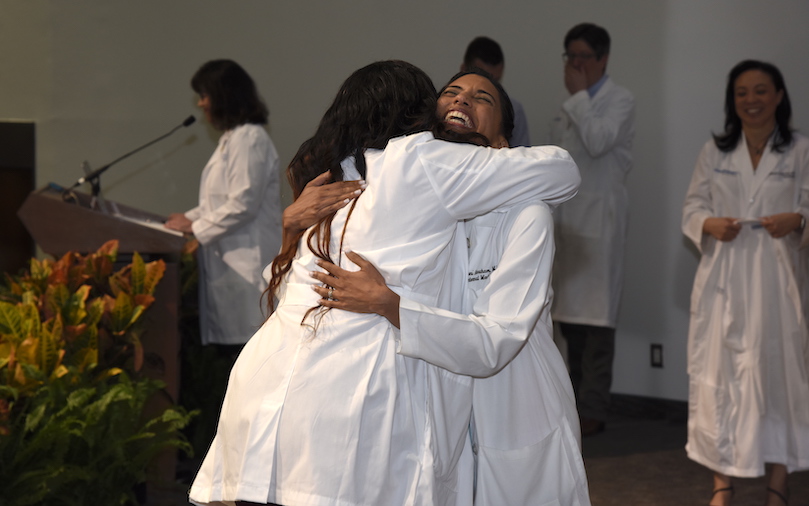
[561,322,616,421]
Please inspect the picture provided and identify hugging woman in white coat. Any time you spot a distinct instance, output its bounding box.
[307,69,591,505]
[188,60,580,506]
[682,60,809,506]
[165,59,282,350]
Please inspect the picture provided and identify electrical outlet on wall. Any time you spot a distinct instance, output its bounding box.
[651,344,663,368]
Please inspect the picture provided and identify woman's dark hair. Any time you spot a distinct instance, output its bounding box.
[191,59,268,130]
[437,68,515,145]
[286,60,437,196]
[266,60,437,315]
[713,59,792,153]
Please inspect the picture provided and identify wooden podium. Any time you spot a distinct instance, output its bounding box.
[17,185,186,262]
[17,185,187,488]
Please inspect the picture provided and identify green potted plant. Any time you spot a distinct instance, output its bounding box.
[0,240,194,506]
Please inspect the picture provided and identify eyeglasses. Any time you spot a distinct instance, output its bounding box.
[562,52,597,63]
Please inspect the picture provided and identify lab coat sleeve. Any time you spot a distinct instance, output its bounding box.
[185,206,202,221]
[682,142,717,253]
[415,136,580,219]
[396,203,554,377]
[794,139,809,249]
[509,100,531,147]
[191,127,278,245]
[562,87,635,158]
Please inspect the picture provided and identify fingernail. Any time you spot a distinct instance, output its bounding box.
[344,198,351,203]
[360,180,368,188]
[310,271,318,277]
[354,189,362,195]
[314,259,322,265]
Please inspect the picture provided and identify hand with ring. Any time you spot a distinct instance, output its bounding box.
[310,251,401,327]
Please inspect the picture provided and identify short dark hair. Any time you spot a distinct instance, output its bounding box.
[463,36,504,68]
[191,59,268,130]
[713,59,792,153]
[564,23,611,60]
[437,68,515,144]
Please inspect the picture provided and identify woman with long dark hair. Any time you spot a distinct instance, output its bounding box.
[189,60,579,506]
[683,60,809,506]
[165,59,281,350]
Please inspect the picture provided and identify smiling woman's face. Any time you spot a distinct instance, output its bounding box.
[733,69,783,132]
[437,74,508,148]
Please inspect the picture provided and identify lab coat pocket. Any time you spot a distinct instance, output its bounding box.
[475,426,585,506]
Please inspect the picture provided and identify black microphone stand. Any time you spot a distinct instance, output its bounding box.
[69,115,196,197]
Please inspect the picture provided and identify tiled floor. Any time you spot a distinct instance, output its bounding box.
[584,395,809,505]
[145,394,809,505]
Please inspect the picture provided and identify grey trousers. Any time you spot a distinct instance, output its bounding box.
[560,322,616,421]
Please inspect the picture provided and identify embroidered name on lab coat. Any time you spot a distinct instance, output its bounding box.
[469,265,497,282]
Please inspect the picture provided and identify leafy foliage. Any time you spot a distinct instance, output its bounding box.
[0,241,195,505]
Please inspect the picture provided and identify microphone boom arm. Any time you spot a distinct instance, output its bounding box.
[70,115,196,191]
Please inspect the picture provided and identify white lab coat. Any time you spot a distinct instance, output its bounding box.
[188,132,580,506]
[682,134,809,477]
[397,201,591,505]
[510,97,531,147]
[186,123,282,345]
[549,78,635,327]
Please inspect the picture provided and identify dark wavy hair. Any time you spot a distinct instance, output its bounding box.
[437,68,515,145]
[266,60,438,314]
[191,59,268,131]
[713,59,792,153]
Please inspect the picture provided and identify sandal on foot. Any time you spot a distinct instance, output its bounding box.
[710,486,734,504]
[767,486,789,505]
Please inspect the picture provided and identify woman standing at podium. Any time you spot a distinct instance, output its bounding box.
[165,59,281,350]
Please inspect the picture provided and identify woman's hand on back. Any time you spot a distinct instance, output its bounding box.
[310,251,401,328]
[283,171,365,234]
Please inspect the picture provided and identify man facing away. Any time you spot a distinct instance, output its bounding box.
[549,22,635,437]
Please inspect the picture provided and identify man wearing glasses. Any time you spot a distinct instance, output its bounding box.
[549,22,635,437]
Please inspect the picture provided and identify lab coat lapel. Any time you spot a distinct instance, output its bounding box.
[731,140,754,207]
[750,146,779,201]
[735,133,778,204]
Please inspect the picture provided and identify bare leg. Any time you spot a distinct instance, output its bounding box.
[709,472,733,506]
[765,463,789,505]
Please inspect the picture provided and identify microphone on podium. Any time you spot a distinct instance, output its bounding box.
[69,115,196,193]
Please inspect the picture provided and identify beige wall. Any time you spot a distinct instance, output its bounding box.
[2,0,808,400]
